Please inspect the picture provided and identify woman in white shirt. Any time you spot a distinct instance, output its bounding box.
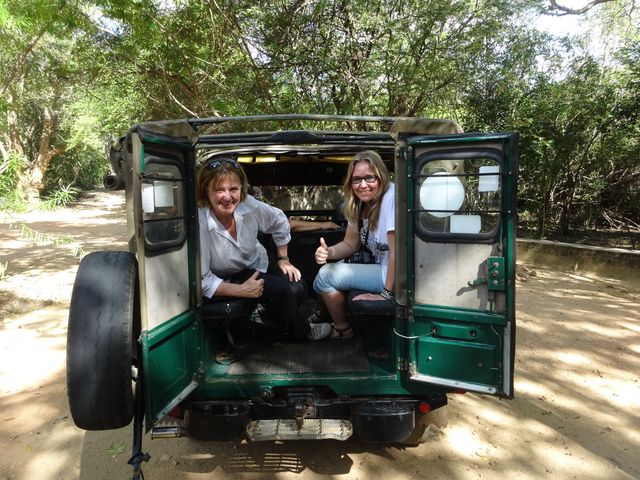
[313,151,395,339]
[197,157,331,341]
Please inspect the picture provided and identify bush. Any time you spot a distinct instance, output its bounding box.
[39,184,78,210]
[43,146,109,192]
[0,152,29,212]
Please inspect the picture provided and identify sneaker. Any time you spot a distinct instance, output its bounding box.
[307,322,331,341]
[307,311,329,324]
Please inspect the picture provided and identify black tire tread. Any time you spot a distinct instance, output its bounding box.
[67,251,138,430]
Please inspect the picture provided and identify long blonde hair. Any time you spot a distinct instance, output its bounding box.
[342,150,391,232]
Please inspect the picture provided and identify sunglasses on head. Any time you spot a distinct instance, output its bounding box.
[206,158,240,170]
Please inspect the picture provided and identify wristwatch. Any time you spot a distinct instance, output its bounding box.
[277,255,289,261]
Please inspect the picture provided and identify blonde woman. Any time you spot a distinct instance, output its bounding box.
[312,151,395,339]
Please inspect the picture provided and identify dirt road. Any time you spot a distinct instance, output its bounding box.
[1,190,639,480]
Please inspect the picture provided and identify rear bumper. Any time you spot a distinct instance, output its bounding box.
[158,394,447,442]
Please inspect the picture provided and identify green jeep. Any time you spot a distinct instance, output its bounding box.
[66,115,518,478]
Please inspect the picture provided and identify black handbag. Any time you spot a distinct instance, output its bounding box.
[345,217,376,264]
[345,245,375,264]
[201,297,257,349]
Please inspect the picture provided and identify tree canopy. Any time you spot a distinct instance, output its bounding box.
[0,0,638,244]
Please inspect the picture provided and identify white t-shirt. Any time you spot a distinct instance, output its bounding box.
[199,195,290,298]
[356,183,395,283]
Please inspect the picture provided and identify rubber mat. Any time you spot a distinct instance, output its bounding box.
[226,338,371,375]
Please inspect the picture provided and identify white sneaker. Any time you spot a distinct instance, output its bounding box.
[307,322,331,341]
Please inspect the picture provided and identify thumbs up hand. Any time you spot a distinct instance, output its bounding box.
[315,237,330,265]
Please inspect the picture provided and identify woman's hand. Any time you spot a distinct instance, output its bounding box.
[239,270,265,298]
[353,292,388,301]
[321,221,340,230]
[278,258,301,282]
[315,237,330,265]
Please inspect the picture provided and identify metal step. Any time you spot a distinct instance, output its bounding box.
[246,419,353,441]
[151,415,186,439]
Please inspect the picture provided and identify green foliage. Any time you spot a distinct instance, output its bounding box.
[17,222,84,256]
[0,151,22,195]
[106,441,126,457]
[43,146,108,192]
[0,0,637,241]
[42,94,114,191]
[0,151,28,212]
[39,184,78,211]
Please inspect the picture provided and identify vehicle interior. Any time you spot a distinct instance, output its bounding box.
[193,133,401,385]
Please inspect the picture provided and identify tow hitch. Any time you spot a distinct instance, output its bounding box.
[246,388,353,441]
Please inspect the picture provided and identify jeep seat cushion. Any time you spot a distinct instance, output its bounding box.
[201,297,257,326]
[347,289,395,317]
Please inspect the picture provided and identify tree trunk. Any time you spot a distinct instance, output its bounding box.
[558,177,576,237]
[536,183,548,238]
[29,106,63,193]
[6,90,25,156]
[5,87,31,200]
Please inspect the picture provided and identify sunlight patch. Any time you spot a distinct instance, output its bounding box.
[567,273,595,282]
[551,351,590,365]
[446,425,493,458]
[0,310,66,393]
[24,451,68,480]
[514,380,549,397]
[621,322,640,333]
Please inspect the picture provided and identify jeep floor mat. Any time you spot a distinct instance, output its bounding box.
[225,338,370,375]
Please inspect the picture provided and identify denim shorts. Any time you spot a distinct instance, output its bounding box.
[313,261,384,294]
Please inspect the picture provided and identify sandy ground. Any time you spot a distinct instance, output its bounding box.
[0,190,639,480]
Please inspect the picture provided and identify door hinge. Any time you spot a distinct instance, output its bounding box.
[397,357,409,371]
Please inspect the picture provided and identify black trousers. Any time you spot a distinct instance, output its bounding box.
[209,269,310,340]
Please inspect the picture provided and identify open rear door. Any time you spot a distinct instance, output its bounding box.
[129,125,202,427]
[400,133,518,397]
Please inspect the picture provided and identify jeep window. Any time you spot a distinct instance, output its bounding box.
[252,185,343,215]
[141,160,185,250]
[416,154,502,239]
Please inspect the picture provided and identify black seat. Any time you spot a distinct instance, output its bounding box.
[346,289,395,317]
[346,289,395,353]
[200,297,257,327]
[200,278,306,335]
[334,200,347,228]
[201,297,258,351]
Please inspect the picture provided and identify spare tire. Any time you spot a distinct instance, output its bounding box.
[67,251,140,430]
[103,174,124,191]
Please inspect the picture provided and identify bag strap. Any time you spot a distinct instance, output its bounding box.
[357,206,371,252]
[224,302,255,350]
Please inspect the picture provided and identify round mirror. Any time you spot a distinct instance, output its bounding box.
[419,172,465,218]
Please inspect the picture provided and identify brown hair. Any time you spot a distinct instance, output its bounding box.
[196,157,249,207]
[342,150,391,232]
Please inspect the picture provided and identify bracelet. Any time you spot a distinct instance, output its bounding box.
[277,255,289,261]
[380,288,394,300]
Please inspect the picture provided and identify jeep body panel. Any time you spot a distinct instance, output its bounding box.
[114,115,516,429]
[398,133,517,397]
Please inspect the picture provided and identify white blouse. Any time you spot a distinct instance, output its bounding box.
[199,195,290,298]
